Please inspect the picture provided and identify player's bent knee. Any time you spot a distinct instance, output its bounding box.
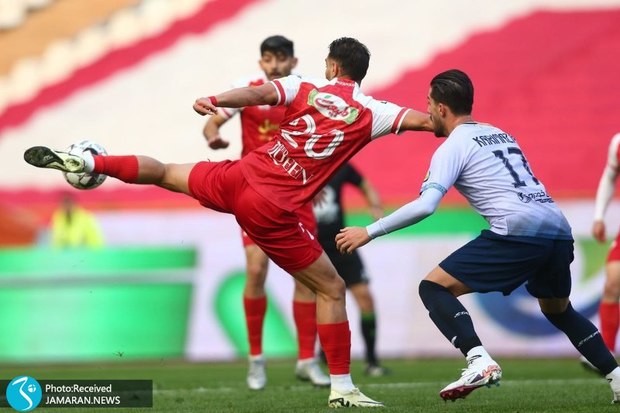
[315,275,346,300]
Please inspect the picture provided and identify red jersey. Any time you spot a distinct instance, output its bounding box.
[239,75,410,212]
[219,76,287,157]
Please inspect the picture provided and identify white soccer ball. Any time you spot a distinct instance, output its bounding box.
[63,140,108,190]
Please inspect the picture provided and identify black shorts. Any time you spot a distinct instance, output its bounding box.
[439,230,574,298]
[324,248,368,288]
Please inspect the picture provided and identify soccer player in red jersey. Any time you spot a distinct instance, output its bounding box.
[202,35,328,390]
[581,133,620,372]
[25,37,433,408]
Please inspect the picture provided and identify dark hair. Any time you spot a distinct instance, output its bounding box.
[430,69,474,115]
[327,37,370,83]
[260,35,294,57]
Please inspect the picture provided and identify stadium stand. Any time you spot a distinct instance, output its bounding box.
[0,0,208,114]
[0,0,54,30]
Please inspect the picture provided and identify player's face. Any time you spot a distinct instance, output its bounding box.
[427,88,446,138]
[324,58,337,80]
[259,51,297,81]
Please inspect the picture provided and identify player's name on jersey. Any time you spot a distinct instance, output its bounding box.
[472,133,516,147]
[267,140,313,185]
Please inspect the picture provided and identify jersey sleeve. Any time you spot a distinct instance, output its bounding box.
[593,133,620,220]
[366,188,443,238]
[218,107,240,120]
[271,74,302,106]
[420,137,469,196]
[366,99,410,139]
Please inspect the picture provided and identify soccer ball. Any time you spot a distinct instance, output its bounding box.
[63,140,108,190]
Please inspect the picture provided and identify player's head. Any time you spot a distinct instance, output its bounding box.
[427,69,474,137]
[325,37,370,84]
[259,35,297,81]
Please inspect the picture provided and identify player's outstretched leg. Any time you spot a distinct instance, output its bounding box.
[25,146,195,195]
[541,300,620,404]
[24,146,86,173]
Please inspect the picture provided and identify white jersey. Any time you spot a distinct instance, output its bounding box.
[422,122,572,239]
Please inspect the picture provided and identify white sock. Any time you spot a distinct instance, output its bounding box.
[82,150,95,173]
[330,374,355,393]
[249,354,264,363]
[466,346,492,361]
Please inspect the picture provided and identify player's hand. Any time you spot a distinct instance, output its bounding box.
[336,227,371,254]
[208,136,230,149]
[592,220,606,243]
[193,97,217,116]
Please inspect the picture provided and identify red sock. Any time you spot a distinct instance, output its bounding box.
[244,296,267,356]
[599,302,619,351]
[317,321,351,375]
[93,155,139,183]
[293,301,317,360]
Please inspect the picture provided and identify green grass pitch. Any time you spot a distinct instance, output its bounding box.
[2,358,616,412]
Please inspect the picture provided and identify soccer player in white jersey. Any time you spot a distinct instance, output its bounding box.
[336,69,620,403]
[590,134,620,359]
[24,37,433,408]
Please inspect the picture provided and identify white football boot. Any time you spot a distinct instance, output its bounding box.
[606,367,620,404]
[295,358,330,387]
[246,355,267,390]
[328,387,384,408]
[439,354,502,401]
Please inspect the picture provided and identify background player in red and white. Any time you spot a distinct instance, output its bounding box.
[202,35,328,391]
[24,37,433,408]
[590,133,620,360]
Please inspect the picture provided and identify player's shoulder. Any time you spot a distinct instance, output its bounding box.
[450,122,506,143]
[295,75,330,88]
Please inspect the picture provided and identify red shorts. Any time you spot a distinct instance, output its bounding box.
[609,231,620,262]
[188,161,323,272]
[241,201,317,248]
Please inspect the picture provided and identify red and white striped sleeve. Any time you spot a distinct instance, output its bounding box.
[367,99,409,139]
[271,75,302,106]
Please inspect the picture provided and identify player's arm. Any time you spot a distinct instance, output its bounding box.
[592,135,620,242]
[336,142,461,253]
[336,188,444,254]
[203,114,230,150]
[400,109,433,132]
[193,82,278,115]
[359,179,383,220]
[336,188,443,254]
